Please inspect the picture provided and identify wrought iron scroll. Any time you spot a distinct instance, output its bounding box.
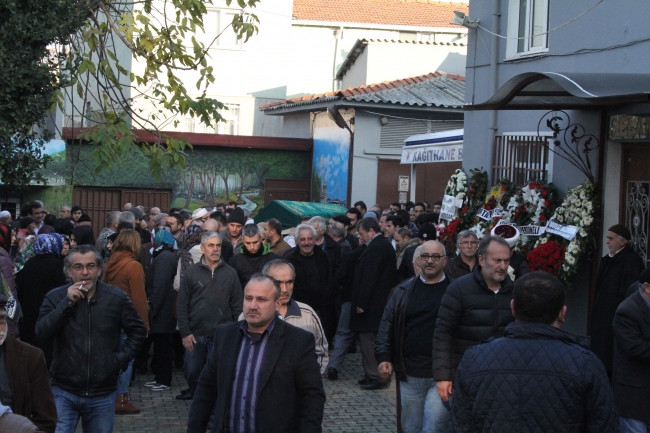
[537,110,599,183]
[627,181,649,265]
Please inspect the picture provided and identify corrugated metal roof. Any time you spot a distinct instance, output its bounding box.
[260,72,465,111]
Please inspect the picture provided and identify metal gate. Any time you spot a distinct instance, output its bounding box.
[626,181,650,265]
[73,187,171,238]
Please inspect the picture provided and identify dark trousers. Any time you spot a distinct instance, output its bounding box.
[359,332,383,383]
[151,333,173,387]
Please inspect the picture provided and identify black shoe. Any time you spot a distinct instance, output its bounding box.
[175,391,193,401]
[326,367,338,380]
[361,380,388,390]
[358,377,371,385]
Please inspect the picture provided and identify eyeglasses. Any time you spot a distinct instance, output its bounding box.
[458,241,478,247]
[420,254,444,262]
[69,263,98,272]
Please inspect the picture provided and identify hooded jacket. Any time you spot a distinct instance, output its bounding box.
[227,243,280,288]
[452,322,618,433]
[102,250,149,331]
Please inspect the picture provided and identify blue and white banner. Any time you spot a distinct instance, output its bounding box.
[400,143,463,164]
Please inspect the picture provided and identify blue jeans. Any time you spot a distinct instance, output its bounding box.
[621,417,650,433]
[185,335,213,396]
[117,331,134,395]
[53,387,116,433]
[399,376,450,433]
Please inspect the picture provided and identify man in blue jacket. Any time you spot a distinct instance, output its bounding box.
[451,271,618,433]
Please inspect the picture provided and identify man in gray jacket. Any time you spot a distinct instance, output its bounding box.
[176,231,243,400]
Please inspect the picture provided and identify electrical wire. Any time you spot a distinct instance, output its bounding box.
[358,109,464,123]
[477,0,604,40]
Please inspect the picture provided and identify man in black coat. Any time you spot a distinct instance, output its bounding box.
[308,216,342,344]
[349,217,398,390]
[589,224,644,376]
[186,275,326,433]
[612,267,650,431]
[228,224,280,288]
[432,235,515,404]
[376,240,452,432]
[452,272,618,433]
[283,225,330,320]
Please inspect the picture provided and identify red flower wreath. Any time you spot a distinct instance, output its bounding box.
[527,240,566,277]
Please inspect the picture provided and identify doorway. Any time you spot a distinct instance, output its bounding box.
[620,144,650,267]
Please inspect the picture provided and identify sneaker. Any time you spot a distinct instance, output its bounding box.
[144,380,158,387]
[151,384,171,392]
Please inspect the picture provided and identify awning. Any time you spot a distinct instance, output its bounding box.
[401,129,463,164]
[465,72,650,111]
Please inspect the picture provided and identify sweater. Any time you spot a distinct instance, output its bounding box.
[103,250,149,331]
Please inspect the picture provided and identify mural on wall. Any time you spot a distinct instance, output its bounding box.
[33,140,66,186]
[69,146,310,215]
[312,112,350,206]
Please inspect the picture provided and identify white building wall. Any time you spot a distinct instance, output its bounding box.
[350,110,382,205]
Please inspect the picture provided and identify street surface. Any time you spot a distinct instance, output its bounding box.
[84,353,397,433]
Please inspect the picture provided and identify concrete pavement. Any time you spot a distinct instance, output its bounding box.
[101,353,397,433]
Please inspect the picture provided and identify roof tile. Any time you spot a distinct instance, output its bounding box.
[293,0,469,28]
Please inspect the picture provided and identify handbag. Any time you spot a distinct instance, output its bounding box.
[1,273,22,323]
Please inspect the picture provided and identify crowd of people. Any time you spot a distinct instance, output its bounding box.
[0,198,648,433]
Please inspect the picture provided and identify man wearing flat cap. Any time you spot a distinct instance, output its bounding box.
[589,224,644,378]
[0,295,57,432]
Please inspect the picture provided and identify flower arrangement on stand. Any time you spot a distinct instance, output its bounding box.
[503,180,561,251]
[528,179,598,287]
[470,178,519,240]
[438,168,488,252]
[527,240,566,276]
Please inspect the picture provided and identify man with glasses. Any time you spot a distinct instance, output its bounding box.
[35,245,146,433]
[376,241,452,432]
[444,230,478,279]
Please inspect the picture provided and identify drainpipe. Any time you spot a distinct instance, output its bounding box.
[332,26,343,92]
[488,0,500,181]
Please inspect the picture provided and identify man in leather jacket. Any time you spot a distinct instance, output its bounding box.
[36,245,146,433]
[376,240,452,432]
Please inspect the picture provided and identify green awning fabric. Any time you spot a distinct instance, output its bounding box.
[253,200,348,230]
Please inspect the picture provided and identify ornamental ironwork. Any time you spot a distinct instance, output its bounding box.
[626,181,650,266]
[537,110,599,183]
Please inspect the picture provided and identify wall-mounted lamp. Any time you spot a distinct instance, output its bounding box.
[450,11,479,29]
[380,116,388,125]
[327,106,352,133]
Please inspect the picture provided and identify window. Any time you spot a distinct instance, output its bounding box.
[492,133,553,185]
[184,118,195,133]
[195,10,243,50]
[216,103,240,135]
[506,0,549,59]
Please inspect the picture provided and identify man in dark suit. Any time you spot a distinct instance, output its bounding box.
[613,267,650,431]
[350,217,398,390]
[187,274,326,433]
[0,295,57,432]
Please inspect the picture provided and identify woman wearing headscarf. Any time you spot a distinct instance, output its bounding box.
[0,223,19,340]
[102,229,148,415]
[72,225,95,246]
[14,228,36,273]
[144,228,178,392]
[15,233,67,365]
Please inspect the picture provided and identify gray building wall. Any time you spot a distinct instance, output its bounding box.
[464,0,650,334]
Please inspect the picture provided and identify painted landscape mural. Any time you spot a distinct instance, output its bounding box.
[311,112,350,205]
[65,146,310,215]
